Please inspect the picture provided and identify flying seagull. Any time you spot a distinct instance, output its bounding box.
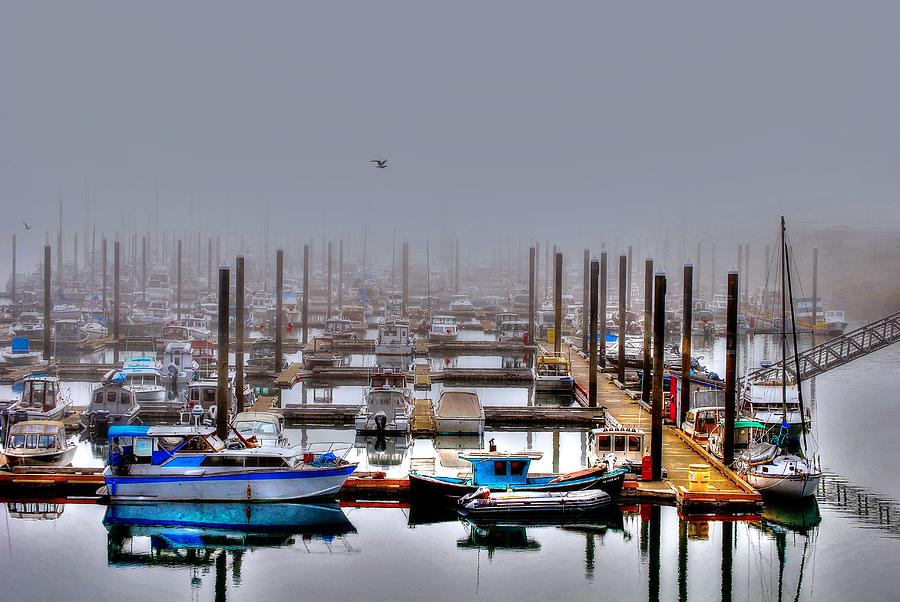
[22,221,31,230]
[370,159,388,169]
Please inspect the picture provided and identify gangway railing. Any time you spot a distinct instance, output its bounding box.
[746,310,900,384]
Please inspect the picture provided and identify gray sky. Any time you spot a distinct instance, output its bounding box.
[2,1,898,265]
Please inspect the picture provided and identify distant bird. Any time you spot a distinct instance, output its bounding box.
[370,159,388,169]
[22,221,31,230]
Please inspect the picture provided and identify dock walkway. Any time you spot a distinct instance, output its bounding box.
[561,339,761,512]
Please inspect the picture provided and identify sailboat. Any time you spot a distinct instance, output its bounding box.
[741,217,822,498]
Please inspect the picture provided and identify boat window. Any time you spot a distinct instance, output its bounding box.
[614,435,627,452]
[628,436,643,452]
[174,356,181,366]
[244,456,287,468]
[121,393,130,405]
[25,434,37,449]
[107,391,118,403]
[201,456,245,467]
[494,461,507,477]
[134,437,153,457]
[203,389,216,403]
[595,435,611,452]
[509,461,526,476]
[9,435,25,448]
[94,392,104,404]
[38,435,56,449]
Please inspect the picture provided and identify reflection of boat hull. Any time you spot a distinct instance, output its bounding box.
[103,501,354,533]
[105,464,357,502]
[409,468,626,502]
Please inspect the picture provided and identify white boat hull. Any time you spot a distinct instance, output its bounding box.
[104,465,357,502]
[435,416,485,435]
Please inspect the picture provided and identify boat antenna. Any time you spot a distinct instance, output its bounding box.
[782,219,810,455]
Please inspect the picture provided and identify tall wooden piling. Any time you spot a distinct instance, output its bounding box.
[302,244,309,344]
[617,254,626,383]
[11,235,15,311]
[113,241,121,364]
[402,241,409,318]
[599,252,607,368]
[43,245,51,361]
[528,246,536,346]
[723,270,738,466]
[553,252,562,354]
[216,267,230,440]
[626,245,633,308]
[642,258,654,405]
[338,240,344,311]
[811,246,818,333]
[589,258,599,406]
[326,242,333,319]
[176,240,183,320]
[141,236,147,303]
[743,242,750,301]
[582,249,589,353]
[102,238,108,322]
[426,239,432,311]
[235,256,245,412]
[275,249,284,372]
[681,263,693,425]
[651,270,666,481]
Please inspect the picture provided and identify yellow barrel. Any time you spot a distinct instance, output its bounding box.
[547,328,556,344]
[688,463,711,492]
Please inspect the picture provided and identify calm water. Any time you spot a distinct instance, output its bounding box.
[1,330,899,599]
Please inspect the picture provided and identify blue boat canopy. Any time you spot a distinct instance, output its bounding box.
[11,337,30,353]
[108,425,151,439]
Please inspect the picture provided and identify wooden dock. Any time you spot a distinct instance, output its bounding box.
[414,364,431,390]
[275,362,304,386]
[562,339,762,513]
[411,398,435,435]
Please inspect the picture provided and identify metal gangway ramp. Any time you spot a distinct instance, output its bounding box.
[747,310,900,383]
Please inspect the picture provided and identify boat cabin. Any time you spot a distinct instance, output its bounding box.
[6,421,69,456]
[18,377,64,412]
[233,411,286,447]
[461,451,544,488]
[324,318,354,337]
[534,354,572,378]
[90,383,136,414]
[590,427,646,471]
[682,406,723,441]
[369,369,406,390]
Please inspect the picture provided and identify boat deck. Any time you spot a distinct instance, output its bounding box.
[561,339,761,513]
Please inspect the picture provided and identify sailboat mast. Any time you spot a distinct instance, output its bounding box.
[780,217,788,421]
[783,218,810,452]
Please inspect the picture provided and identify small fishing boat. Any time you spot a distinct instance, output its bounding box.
[3,420,76,467]
[497,317,529,342]
[0,337,42,366]
[458,486,612,519]
[354,369,413,434]
[324,317,356,340]
[434,390,484,435]
[52,319,82,349]
[303,336,341,369]
[102,425,357,501]
[5,376,72,422]
[79,320,109,342]
[12,311,44,340]
[233,411,287,447]
[161,340,200,385]
[375,318,413,356]
[81,373,142,430]
[119,357,167,405]
[681,406,723,442]
[449,294,475,313]
[533,353,575,392]
[409,450,627,502]
[247,337,277,371]
[429,315,459,341]
[589,427,647,473]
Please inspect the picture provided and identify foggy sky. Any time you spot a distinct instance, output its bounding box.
[1,1,899,265]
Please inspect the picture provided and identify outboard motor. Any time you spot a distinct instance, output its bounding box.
[374,411,387,433]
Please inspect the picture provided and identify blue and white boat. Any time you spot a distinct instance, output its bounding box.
[103,425,357,502]
[409,450,628,502]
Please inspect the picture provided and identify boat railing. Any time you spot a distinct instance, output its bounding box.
[291,441,355,463]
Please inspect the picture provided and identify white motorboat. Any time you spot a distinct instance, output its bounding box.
[4,421,76,467]
[0,337,42,366]
[458,486,612,519]
[119,357,168,405]
[80,320,109,342]
[81,375,142,430]
[103,425,357,502]
[375,318,413,357]
[12,311,44,340]
[435,390,484,435]
[449,294,475,313]
[6,376,72,422]
[744,453,821,498]
[429,315,459,341]
[354,369,413,434]
[233,411,287,447]
[161,341,200,384]
[533,352,575,392]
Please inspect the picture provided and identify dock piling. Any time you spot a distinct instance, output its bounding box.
[176,240,182,320]
[582,248,589,353]
[724,270,738,466]
[235,256,245,412]
[651,270,666,482]
[589,258,599,406]
[528,246,536,347]
[553,251,562,354]
[275,248,284,372]
[680,263,693,426]
[113,241,120,364]
[216,267,230,440]
[617,254,626,383]
[642,258,654,404]
[302,244,309,344]
[326,241,333,320]
[43,245,51,361]
[599,251,607,368]
[402,241,409,318]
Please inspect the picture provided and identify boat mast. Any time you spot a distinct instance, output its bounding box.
[783,217,810,453]
[780,217,788,424]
